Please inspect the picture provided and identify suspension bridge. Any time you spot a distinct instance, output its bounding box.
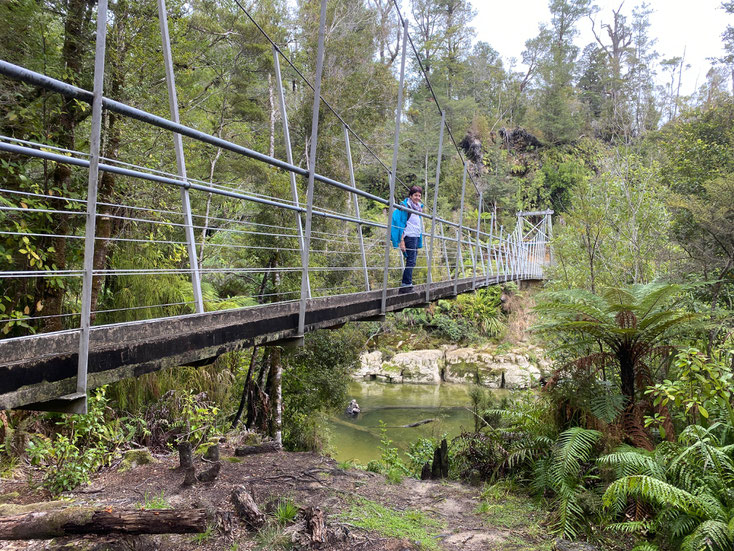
[0,0,552,413]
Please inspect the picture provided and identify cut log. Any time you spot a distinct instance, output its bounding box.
[0,508,207,540]
[231,486,265,530]
[234,441,281,456]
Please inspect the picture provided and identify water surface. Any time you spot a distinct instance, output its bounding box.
[325,381,491,464]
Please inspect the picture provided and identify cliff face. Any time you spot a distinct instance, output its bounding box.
[355,344,549,389]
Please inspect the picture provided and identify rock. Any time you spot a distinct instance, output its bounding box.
[345,399,361,416]
[390,350,443,384]
[118,448,157,473]
[354,350,383,379]
[357,345,548,389]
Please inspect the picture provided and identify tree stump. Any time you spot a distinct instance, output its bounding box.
[431,446,441,479]
[204,443,219,462]
[196,462,221,483]
[420,462,432,480]
[182,466,197,487]
[231,486,265,530]
[304,506,326,545]
[178,441,193,469]
[440,438,449,478]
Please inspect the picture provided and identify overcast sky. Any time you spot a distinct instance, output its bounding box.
[471,0,731,95]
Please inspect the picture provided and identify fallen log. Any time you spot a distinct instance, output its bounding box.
[0,507,207,540]
[400,418,436,428]
[234,441,281,456]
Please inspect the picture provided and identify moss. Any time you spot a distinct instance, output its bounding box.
[447,360,479,378]
[118,448,157,473]
[0,500,68,516]
[381,362,402,374]
[0,492,19,504]
[225,457,242,463]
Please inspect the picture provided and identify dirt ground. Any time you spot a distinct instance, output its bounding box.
[0,443,553,551]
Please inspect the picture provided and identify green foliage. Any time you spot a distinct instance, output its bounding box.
[601,422,734,550]
[535,282,695,407]
[646,347,734,427]
[339,498,444,550]
[274,498,299,525]
[397,288,505,344]
[533,428,602,539]
[26,387,123,494]
[138,490,170,510]
[282,325,366,452]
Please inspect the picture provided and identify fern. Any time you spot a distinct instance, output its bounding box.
[603,475,710,518]
[681,520,734,551]
[631,543,660,551]
[598,447,666,480]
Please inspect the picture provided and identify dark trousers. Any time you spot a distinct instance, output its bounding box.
[401,236,419,286]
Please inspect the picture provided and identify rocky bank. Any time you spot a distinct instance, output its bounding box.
[355,344,550,389]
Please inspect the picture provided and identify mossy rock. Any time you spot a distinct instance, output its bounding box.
[118,448,157,473]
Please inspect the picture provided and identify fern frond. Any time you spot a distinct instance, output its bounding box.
[680,520,733,551]
[553,427,602,481]
[608,520,652,533]
[602,475,709,518]
[631,542,660,551]
[598,448,666,479]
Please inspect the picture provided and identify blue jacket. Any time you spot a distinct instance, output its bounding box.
[390,198,424,249]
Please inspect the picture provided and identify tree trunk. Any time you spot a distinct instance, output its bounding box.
[0,508,206,539]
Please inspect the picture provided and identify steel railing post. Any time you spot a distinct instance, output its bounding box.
[273,45,310,298]
[76,0,109,414]
[441,224,451,278]
[157,0,203,314]
[344,125,369,291]
[426,110,445,303]
[382,18,408,314]
[454,161,467,295]
[297,0,327,337]
[472,192,482,290]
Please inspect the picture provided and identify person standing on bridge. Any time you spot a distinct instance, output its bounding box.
[391,186,424,292]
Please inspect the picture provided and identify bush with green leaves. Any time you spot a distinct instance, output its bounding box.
[601,422,734,550]
[27,387,124,494]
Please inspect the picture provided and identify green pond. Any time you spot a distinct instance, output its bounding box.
[325,381,506,464]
